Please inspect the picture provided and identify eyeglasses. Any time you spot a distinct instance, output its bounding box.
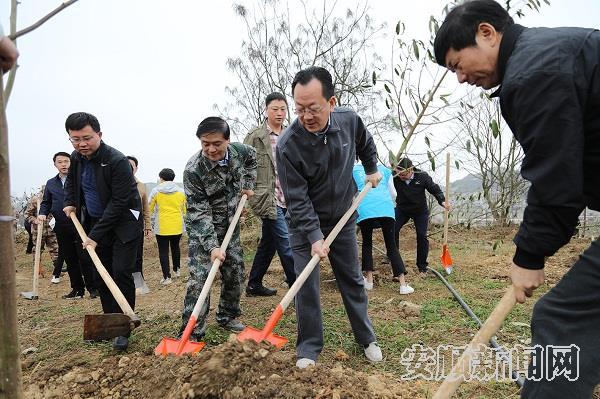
[294,105,324,117]
[68,135,96,144]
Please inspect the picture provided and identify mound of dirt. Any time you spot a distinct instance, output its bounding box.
[24,337,424,399]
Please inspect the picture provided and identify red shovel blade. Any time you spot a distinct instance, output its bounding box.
[154,336,206,356]
[237,326,288,349]
[441,244,453,274]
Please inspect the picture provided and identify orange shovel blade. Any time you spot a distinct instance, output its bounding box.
[154,337,206,356]
[237,326,288,349]
[441,244,453,273]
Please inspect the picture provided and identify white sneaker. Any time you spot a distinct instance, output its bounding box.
[296,358,316,369]
[175,270,181,278]
[51,276,60,284]
[160,277,172,285]
[399,284,415,295]
[364,342,383,362]
[363,276,373,291]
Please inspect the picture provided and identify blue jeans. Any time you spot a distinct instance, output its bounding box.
[394,208,429,272]
[247,206,296,288]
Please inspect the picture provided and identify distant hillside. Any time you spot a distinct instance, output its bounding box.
[450,174,482,194]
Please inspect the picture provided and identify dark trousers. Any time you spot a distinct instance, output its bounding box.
[521,237,600,398]
[51,252,65,278]
[156,234,182,279]
[394,208,429,271]
[290,221,376,361]
[24,220,34,253]
[79,216,138,313]
[134,234,144,276]
[53,224,91,291]
[358,217,406,276]
[248,206,296,288]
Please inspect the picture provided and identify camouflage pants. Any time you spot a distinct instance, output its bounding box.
[181,234,245,337]
[31,221,59,262]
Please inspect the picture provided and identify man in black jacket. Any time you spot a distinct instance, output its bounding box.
[38,151,95,299]
[63,112,142,351]
[434,1,600,397]
[393,158,446,274]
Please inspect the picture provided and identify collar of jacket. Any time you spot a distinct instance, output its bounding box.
[491,24,526,98]
[298,115,340,146]
[200,145,235,171]
[76,140,106,163]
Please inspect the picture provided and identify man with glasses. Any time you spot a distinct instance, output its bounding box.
[276,66,383,368]
[243,92,296,296]
[63,112,142,351]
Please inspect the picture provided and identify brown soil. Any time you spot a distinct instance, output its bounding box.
[13,222,599,398]
[24,337,424,399]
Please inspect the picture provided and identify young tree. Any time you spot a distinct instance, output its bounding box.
[215,0,385,137]
[455,93,527,225]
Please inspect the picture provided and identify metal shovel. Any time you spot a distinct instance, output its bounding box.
[237,183,373,348]
[69,213,141,341]
[155,194,248,356]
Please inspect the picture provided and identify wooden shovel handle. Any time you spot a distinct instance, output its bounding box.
[31,199,43,296]
[278,182,373,311]
[69,212,138,320]
[432,287,517,398]
[443,153,450,245]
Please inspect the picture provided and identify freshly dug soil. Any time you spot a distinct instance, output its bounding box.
[24,337,424,399]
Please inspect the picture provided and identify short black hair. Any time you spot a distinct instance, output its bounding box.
[65,112,101,133]
[291,66,335,100]
[396,158,413,170]
[265,92,288,107]
[159,168,175,181]
[127,155,138,167]
[52,151,70,163]
[196,116,230,140]
[433,0,513,66]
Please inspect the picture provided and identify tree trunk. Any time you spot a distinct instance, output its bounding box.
[0,72,23,398]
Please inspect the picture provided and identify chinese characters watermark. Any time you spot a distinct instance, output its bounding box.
[399,344,580,382]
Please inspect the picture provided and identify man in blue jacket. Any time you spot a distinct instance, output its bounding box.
[38,152,95,299]
[434,1,600,396]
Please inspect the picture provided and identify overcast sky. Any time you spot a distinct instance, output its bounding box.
[2,0,598,195]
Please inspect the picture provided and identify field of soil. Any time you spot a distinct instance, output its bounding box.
[12,220,598,398]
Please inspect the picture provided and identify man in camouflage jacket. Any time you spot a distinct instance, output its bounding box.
[181,117,256,339]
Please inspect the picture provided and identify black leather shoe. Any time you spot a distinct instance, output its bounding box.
[62,289,84,299]
[219,319,245,332]
[113,336,129,351]
[88,288,100,299]
[246,285,277,297]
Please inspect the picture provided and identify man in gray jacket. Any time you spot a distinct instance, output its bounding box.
[277,66,383,368]
[243,92,296,296]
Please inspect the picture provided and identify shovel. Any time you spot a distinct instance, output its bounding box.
[441,153,453,274]
[132,271,150,295]
[21,199,43,300]
[69,213,141,341]
[237,182,373,348]
[155,194,248,356]
[432,287,517,399]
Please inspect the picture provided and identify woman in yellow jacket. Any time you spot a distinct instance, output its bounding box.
[149,168,186,284]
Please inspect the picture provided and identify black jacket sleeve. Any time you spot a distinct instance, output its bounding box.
[276,145,323,244]
[64,154,77,209]
[355,115,378,175]
[424,173,445,205]
[501,72,585,269]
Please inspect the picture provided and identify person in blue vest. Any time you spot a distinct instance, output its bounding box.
[353,164,414,294]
